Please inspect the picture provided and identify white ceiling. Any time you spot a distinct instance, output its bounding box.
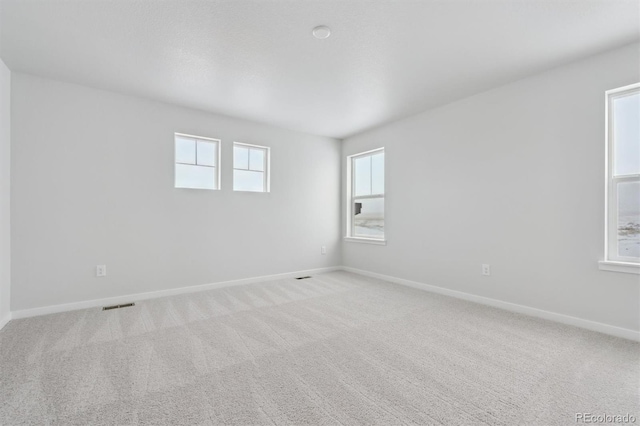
[1,1,638,139]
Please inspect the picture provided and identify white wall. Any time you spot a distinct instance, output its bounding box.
[0,59,10,325]
[342,43,640,332]
[11,73,341,311]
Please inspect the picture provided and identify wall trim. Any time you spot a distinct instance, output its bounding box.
[10,266,341,320]
[341,266,640,342]
[6,265,638,342]
[0,312,11,331]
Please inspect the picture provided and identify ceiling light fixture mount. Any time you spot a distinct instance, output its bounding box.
[312,26,331,40]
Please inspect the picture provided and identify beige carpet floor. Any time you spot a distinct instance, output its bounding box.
[1,271,638,425]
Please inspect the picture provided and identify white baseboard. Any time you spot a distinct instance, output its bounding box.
[0,312,11,331]
[10,266,341,320]
[8,265,639,342]
[341,266,640,342]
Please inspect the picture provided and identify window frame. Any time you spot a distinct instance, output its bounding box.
[601,83,640,273]
[345,147,386,244]
[232,142,271,193]
[174,132,221,190]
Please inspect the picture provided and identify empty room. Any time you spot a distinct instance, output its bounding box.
[0,0,639,425]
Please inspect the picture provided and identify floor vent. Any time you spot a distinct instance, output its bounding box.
[102,302,135,311]
[295,276,312,280]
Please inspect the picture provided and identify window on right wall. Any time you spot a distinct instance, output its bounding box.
[347,148,385,241]
[604,83,639,271]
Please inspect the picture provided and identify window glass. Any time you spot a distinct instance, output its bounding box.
[234,146,249,169]
[371,152,385,195]
[175,134,218,190]
[196,141,216,166]
[613,92,640,176]
[234,170,264,192]
[175,137,195,164]
[618,181,640,258]
[249,148,265,171]
[175,164,216,189]
[354,198,385,238]
[354,156,372,196]
[350,149,385,240]
[605,85,639,264]
[233,143,269,192]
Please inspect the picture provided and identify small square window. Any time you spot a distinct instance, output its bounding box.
[233,142,270,192]
[174,133,220,190]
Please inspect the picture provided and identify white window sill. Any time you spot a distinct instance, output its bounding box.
[598,261,640,275]
[344,236,387,245]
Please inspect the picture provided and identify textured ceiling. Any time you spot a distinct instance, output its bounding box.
[1,0,639,138]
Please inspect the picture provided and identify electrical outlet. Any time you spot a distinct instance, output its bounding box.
[482,264,491,276]
[321,246,326,255]
[96,265,107,277]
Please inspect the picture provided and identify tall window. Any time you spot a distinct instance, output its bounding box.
[347,148,385,240]
[175,133,220,190]
[605,83,639,266]
[233,142,270,192]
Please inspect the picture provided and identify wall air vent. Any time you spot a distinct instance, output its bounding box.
[102,302,135,311]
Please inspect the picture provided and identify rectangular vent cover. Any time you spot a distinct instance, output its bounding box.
[103,302,135,311]
[295,276,312,280]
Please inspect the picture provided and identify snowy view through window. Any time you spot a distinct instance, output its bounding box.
[352,150,384,238]
[618,181,640,257]
[613,91,639,259]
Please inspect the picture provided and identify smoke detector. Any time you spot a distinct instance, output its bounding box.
[312,26,331,39]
